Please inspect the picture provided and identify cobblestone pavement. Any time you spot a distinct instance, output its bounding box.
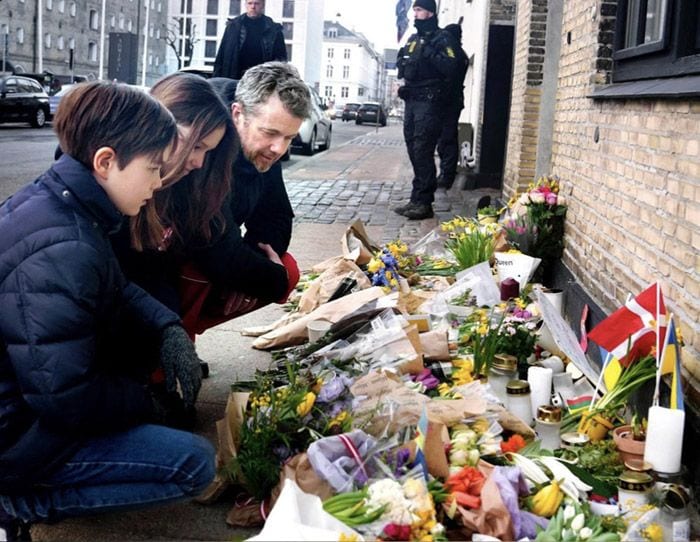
[284,122,500,245]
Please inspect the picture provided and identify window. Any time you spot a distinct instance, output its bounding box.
[156,27,161,39]
[158,2,162,12]
[69,2,76,16]
[44,33,51,49]
[205,40,217,57]
[286,43,292,59]
[326,65,333,77]
[58,0,64,12]
[119,15,125,29]
[324,85,332,98]
[16,27,24,44]
[46,0,53,10]
[344,48,350,59]
[88,41,97,62]
[149,54,153,66]
[327,47,334,59]
[110,15,116,28]
[283,0,294,18]
[69,37,75,50]
[89,9,99,30]
[229,0,241,15]
[327,28,337,38]
[358,87,364,96]
[207,0,218,15]
[206,19,217,36]
[127,19,133,32]
[340,86,348,98]
[149,24,154,38]
[282,22,293,40]
[613,0,700,82]
[57,35,64,50]
[342,65,349,78]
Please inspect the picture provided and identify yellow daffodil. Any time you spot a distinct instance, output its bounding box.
[296,391,316,417]
[367,258,382,273]
[328,410,349,428]
[641,523,663,542]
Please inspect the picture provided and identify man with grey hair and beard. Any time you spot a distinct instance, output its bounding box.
[175,61,311,338]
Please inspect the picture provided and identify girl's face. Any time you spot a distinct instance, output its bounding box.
[162,124,226,183]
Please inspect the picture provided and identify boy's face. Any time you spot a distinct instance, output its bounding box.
[245,0,264,18]
[100,151,169,216]
[231,94,302,173]
[413,7,433,19]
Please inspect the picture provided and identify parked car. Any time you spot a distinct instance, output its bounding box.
[333,104,344,120]
[341,102,361,122]
[49,83,77,118]
[290,84,332,155]
[0,75,50,128]
[356,102,387,127]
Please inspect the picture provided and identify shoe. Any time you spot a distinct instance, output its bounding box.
[392,202,412,215]
[436,175,455,189]
[402,202,434,220]
[0,511,31,541]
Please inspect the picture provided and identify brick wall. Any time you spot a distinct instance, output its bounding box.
[490,0,517,23]
[504,0,700,403]
[503,0,548,199]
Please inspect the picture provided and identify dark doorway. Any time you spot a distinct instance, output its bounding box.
[476,24,514,188]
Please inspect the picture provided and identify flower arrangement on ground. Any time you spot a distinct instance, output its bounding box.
[441,216,500,271]
[456,308,506,376]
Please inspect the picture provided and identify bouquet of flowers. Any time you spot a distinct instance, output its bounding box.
[504,176,567,265]
[457,308,507,376]
[441,217,500,271]
[495,297,539,365]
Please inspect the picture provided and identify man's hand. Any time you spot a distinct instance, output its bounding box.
[159,325,203,409]
[257,242,283,266]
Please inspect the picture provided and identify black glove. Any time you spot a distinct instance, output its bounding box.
[159,325,203,409]
[149,385,197,431]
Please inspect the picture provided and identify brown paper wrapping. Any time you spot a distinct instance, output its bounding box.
[419,329,451,361]
[297,257,372,314]
[341,219,379,265]
[251,287,390,350]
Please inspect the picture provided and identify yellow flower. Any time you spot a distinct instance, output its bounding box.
[641,523,663,542]
[367,258,382,273]
[452,366,475,386]
[329,410,349,428]
[296,391,316,417]
[338,533,359,542]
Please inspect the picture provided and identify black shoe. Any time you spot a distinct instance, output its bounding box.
[392,202,412,215]
[402,202,434,220]
[0,512,31,541]
[436,175,455,189]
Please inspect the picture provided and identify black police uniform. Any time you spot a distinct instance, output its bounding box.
[397,16,466,209]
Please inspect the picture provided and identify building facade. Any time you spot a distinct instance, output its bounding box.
[1,0,169,85]
[165,0,323,86]
[319,20,384,108]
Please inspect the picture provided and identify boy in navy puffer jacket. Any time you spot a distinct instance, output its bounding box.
[0,82,214,540]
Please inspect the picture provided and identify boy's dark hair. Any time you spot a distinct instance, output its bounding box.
[53,81,177,170]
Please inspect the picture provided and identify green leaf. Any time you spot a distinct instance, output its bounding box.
[564,462,617,498]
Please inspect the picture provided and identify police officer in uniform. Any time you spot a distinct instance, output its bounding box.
[394,0,468,220]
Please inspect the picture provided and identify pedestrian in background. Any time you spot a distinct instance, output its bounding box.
[0,81,214,540]
[436,22,469,190]
[213,0,287,80]
[394,0,468,220]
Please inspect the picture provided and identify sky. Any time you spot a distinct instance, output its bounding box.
[322,0,404,52]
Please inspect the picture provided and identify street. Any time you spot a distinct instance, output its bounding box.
[0,119,385,202]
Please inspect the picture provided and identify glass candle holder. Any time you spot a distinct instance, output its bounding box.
[506,379,533,426]
[488,354,517,405]
[618,470,653,513]
[535,405,562,450]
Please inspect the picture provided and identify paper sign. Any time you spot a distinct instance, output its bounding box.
[536,290,600,385]
[494,252,541,287]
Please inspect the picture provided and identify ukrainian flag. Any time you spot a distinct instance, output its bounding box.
[660,316,684,411]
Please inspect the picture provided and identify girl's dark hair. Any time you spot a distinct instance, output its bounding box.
[130,72,238,251]
[54,81,177,170]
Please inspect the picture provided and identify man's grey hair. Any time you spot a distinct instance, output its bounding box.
[235,61,311,120]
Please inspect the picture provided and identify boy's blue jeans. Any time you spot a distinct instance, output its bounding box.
[0,424,215,523]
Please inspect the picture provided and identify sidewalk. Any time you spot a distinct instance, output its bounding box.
[31,121,499,541]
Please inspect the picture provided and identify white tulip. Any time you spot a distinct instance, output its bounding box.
[579,527,593,539]
[571,513,585,533]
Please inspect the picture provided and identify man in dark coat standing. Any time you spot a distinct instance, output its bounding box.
[213,0,287,79]
[394,0,468,220]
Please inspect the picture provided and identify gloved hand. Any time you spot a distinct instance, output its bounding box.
[149,385,197,430]
[159,325,203,409]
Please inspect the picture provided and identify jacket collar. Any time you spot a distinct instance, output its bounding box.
[46,154,124,234]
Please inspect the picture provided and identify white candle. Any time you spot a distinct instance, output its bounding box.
[542,288,564,316]
[644,406,685,473]
[528,366,553,419]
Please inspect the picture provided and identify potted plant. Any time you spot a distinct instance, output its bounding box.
[612,413,647,466]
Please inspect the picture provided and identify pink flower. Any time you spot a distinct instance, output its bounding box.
[545,192,558,205]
